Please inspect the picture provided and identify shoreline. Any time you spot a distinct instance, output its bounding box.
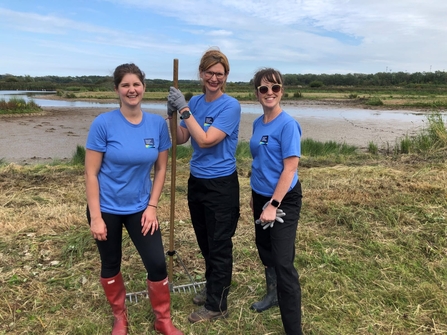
[0,103,435,164]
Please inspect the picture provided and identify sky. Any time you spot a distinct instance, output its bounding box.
[1,0,447,82]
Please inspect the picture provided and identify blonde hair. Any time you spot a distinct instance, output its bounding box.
[199,48,230,93]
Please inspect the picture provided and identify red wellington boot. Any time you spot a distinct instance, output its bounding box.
[100,273,128,335]
[147,277,183,335]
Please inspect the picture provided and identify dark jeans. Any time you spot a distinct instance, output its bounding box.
[188,171,240,312]
[252,181,303,335]
[87,208,167,281]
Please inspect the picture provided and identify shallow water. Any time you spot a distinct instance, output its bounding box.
[0,90,436,123]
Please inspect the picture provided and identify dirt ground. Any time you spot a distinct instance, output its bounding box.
[0,101,431,164]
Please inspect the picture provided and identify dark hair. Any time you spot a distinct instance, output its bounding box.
[113,63,145,88]
[253,68,284,89]
[199,48,230,93]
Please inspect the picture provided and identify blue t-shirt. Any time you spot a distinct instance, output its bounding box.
[181,94,241,178]
[250,111,302,197]
[86,109,171,215]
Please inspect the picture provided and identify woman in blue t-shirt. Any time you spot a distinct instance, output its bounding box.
[167,48,241,323]
[249,68,303,335]
[85,63,182,335]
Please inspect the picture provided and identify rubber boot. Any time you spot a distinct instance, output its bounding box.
[251,267,278,312]
[147,277,183,335]
[100,273,128,335]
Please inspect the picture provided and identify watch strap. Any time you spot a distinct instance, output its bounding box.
[180,109,191,120]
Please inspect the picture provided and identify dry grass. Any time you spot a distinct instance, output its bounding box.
[0,154,446,334]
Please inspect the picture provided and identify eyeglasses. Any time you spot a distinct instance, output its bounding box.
[203,71,226,80]
[257,84,282,94]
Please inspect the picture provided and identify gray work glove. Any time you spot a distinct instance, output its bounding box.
[255,201,286,230]
[167,86,188,112]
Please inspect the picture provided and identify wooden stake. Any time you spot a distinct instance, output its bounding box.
[168,59,178,283]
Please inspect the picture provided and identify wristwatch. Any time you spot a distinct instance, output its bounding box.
[270,199,281,208]
[180,109,191,120]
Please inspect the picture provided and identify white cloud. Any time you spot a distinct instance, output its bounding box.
[1,1,447,79]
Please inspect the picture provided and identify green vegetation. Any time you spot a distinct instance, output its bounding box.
[70,145,86,166]
[3,70,447,90]
[367,142,379,154]
[0,83,446,334]
[365,96,384,106]
[393,113,447,155]
[3,71,447,109]
[0,98,42,115]
[1,125,446,334]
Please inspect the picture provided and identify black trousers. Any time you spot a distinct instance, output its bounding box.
[87,208,167,281]
[188,171,240,312]
[252,181,303,335]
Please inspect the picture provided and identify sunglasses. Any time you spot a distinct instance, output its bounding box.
[257,84,282,94]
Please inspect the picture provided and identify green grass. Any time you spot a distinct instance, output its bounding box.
[1,113,446,334]
[394,112,447,154]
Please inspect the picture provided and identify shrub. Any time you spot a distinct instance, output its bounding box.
[365,97,384,106]
[309,81,323,88]
[293,91,302,98]
[184,92,194,101]
[0,98,42,114]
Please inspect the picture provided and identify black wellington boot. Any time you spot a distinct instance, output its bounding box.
[251,267,278,312]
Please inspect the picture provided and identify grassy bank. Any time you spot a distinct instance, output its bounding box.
[49,86,447,110]
[0,117,446,334]
[0,98,42,115]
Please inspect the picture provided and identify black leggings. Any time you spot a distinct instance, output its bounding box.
[87,207,167,281]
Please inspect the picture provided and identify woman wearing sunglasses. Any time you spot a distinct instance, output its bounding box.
[167,48,241,323]
[249,68,303,335]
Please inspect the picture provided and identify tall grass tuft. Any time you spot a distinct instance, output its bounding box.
[236,142,251,159]
[172,145,193,160]
[70,145,86,166]
[301,138,358,157]
[367,141,378,154]
[395,112,447,154]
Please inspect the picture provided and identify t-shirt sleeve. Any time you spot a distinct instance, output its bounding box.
[159,119,172,152]
[212,99,241,135]
[86,115,107,152]
[281,120,302,158]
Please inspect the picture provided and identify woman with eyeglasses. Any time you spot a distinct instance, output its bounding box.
[249,68,303,335]
[167,48,241,323]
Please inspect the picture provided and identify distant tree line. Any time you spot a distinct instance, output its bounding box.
[1,71,447,91]
[282,71,447,87]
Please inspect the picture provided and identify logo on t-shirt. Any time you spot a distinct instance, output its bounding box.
[144,138,155,148]
[204,117,214,127]
[259,135,269,145]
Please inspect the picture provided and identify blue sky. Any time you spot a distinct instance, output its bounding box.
[1,0,446,82]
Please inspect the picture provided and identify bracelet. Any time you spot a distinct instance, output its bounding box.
[148,204,158,208]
